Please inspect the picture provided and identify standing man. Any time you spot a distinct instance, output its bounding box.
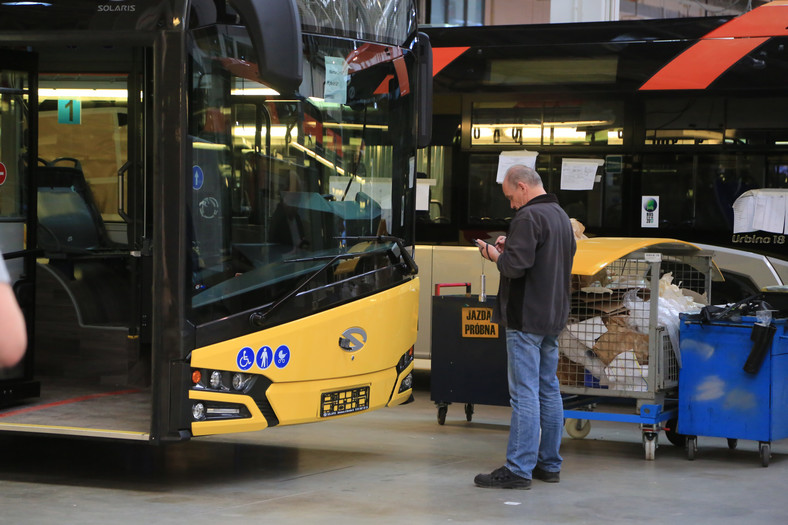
[474,164,576,490]
[0,250,27,368]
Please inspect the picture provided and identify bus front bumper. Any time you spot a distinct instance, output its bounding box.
[189,362,414,437]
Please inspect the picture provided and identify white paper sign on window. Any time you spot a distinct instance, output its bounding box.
[733,189,788,234]
[416,179,436,211]
[560,158,604,191]
[732,191,756,233]
[496,150,539,184]
[324,57,348,104]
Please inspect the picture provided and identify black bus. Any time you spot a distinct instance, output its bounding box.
[417,3,788,289]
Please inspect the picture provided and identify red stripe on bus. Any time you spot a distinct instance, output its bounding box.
[706,0,788,39]
[640,37,766,90]
[433,46,470,77]
[640,1,788,90]
[0,389,141,418]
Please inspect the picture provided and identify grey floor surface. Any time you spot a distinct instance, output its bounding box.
[1,373,786,524]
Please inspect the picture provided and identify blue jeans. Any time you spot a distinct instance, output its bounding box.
[505,329,563,478]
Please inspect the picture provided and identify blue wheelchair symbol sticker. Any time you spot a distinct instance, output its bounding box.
[256,346,273,370]
[274,345,291,369]
[192,165,204,190]
[236,347,254,371]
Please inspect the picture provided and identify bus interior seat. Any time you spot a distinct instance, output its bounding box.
[35,158,130,326]
[328,191,381,237]
[271,192,339,252]
[36,158,120,253]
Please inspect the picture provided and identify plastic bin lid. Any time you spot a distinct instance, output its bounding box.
[572,237,722,279]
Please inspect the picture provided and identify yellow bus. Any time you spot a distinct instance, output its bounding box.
[0,0,431,441]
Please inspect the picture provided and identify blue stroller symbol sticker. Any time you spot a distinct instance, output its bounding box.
[256,346,273,369]
[275,345,291,369]
[236,347,254,371]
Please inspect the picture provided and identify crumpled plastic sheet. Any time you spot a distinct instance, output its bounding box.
[604,350,648,392]
[622,272,704,364]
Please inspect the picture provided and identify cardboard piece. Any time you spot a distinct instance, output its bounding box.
[592,316,649,366]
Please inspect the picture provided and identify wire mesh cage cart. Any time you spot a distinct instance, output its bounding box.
[558,238,719,460]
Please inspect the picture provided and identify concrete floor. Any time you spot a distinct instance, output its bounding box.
[0,373,787,524]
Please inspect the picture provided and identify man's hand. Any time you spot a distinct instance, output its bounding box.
[477,240,501,263]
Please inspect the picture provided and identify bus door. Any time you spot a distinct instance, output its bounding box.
[0,50,39,404]
[2,44,154,440]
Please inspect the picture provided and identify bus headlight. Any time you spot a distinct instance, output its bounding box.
[398,372,413,393]
[192,402,206,420]
[209,370,222,390]
[190,368,257,393]
[232,373,248,391]
[191,401,251,421]
[206,406,241,417]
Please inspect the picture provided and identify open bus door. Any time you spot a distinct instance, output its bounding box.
[0,44,154,440]
[0,50,40,405]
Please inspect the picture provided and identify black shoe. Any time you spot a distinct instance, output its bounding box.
[532,466,560,483]
[474,466,531,490]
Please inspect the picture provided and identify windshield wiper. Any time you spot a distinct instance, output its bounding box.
[248,235,417,328]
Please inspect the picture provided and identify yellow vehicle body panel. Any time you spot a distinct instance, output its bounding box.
[189,278,419,436]
[264,367,404,427]
[572,237,702,276]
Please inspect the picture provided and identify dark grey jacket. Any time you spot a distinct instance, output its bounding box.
[492,193,576,335]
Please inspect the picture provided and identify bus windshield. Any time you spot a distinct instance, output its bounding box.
[188,25,417,320]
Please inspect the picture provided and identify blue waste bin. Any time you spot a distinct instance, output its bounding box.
[678,314,788,466]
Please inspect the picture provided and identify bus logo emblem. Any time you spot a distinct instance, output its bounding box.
[339,327,367,352]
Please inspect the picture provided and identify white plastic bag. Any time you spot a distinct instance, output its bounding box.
[623,273,704,360]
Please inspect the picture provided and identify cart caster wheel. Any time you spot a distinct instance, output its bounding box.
[565,418,591,439]
[437,405,447,425]
[727,438,738,450]
[643,432,658,461]
[686,436,697,461]
[644,438,656,461]
[664,418,686,447]
[760,442,771,467]
[464,403,474,422]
